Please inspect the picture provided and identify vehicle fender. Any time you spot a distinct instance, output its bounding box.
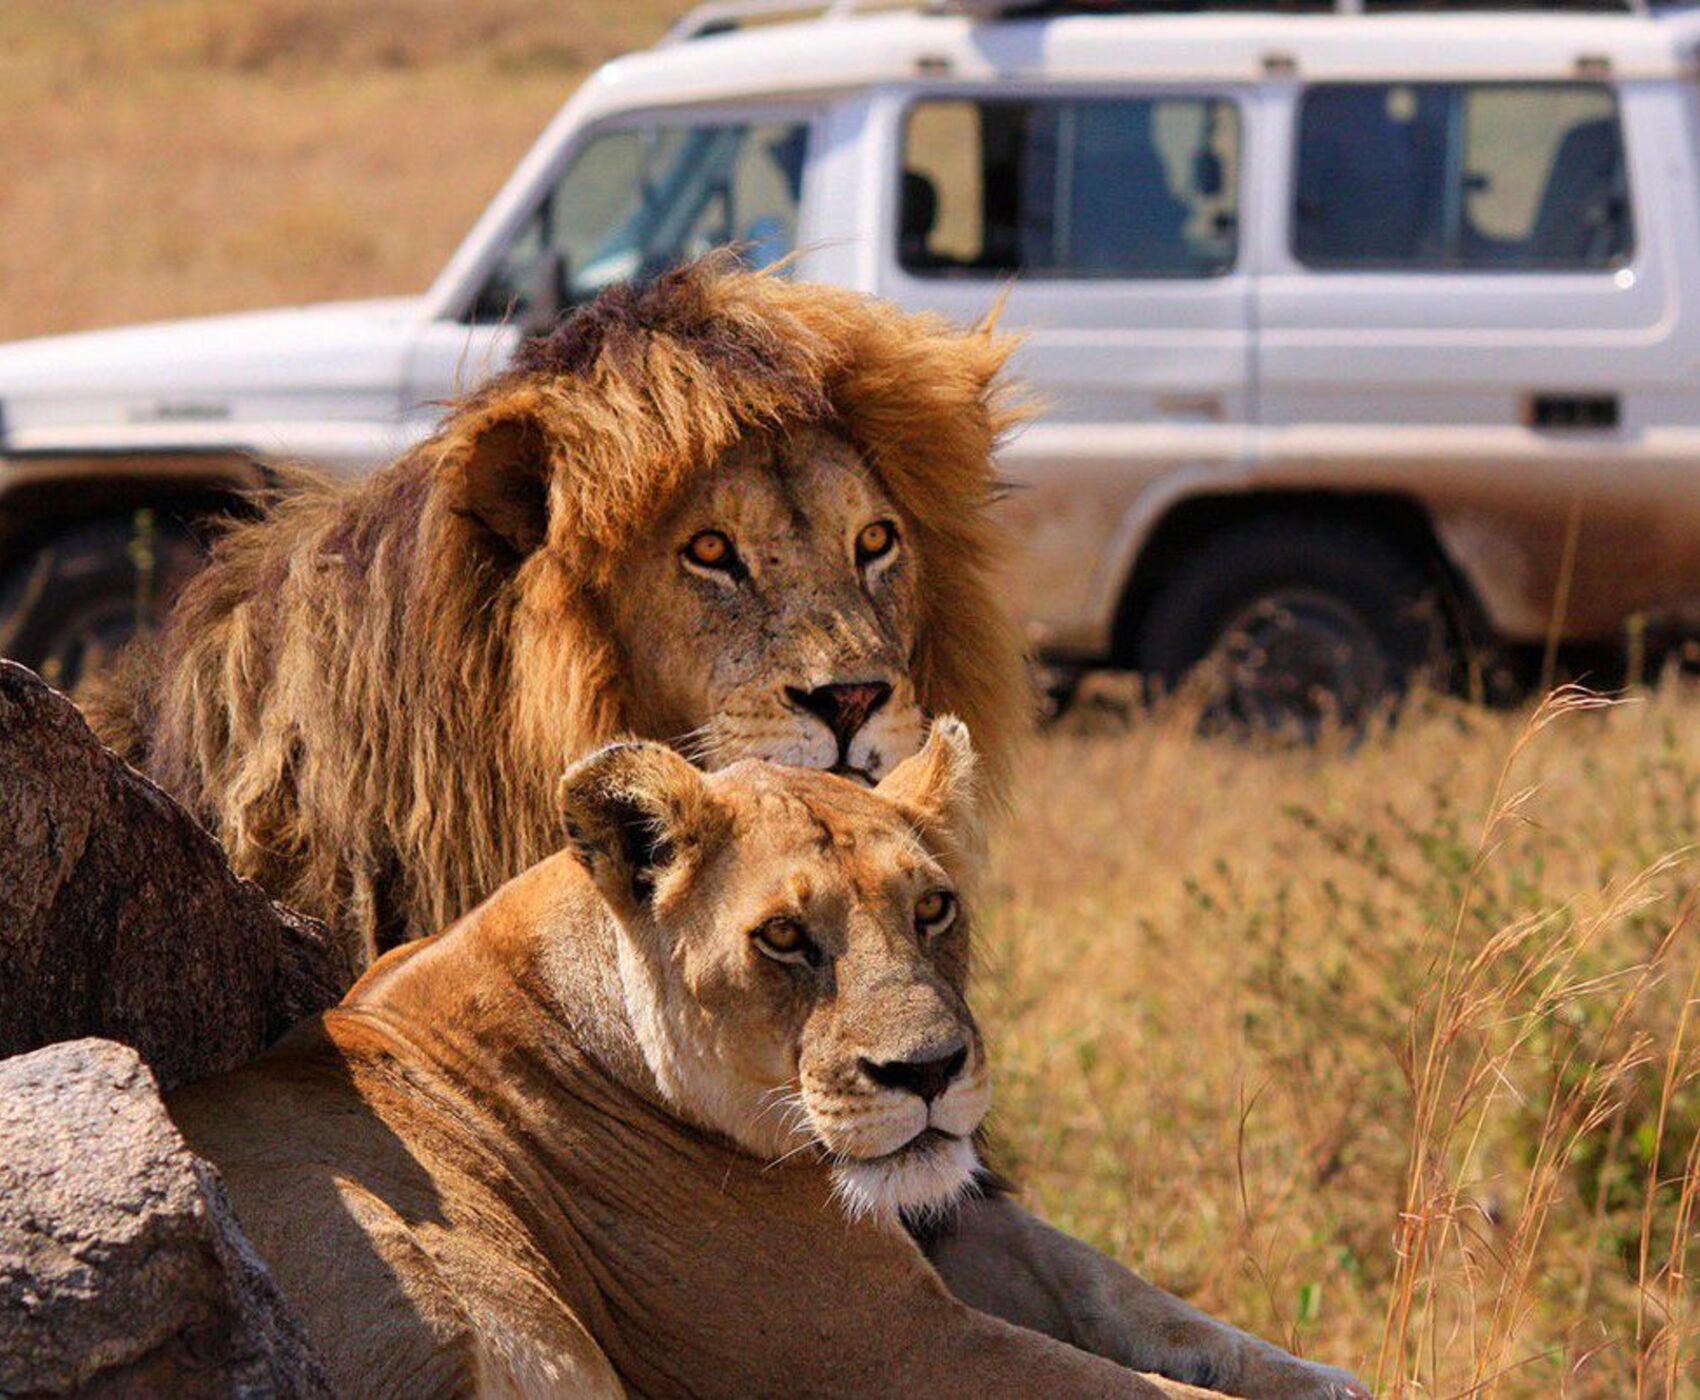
[0,451,265,563]
[1080,460,1255,658]
[1089,470,1502,664]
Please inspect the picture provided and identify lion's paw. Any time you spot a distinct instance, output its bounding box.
[1234,1351,1372,1400]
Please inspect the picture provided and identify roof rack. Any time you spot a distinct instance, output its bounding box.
[662,0,1648,40]
[663,0,883,44]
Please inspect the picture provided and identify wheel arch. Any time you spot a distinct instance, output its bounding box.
[1107,489,1492,671]
[0,451,266,561]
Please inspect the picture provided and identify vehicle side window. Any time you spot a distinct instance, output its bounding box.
[1294,82,1631,271]
[470,119,809,323]
[899,96,1239,279]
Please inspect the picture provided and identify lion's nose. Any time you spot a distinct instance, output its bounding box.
[859,1042,968,1104]
[785,681,892,750]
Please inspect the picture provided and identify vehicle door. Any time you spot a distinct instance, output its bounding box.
[1255,77,1700,643]
[404,103,821,428]
[873,83,1257,659]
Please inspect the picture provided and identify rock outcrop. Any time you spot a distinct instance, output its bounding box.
[0,661,353,1088]
[0,1038,330,1396]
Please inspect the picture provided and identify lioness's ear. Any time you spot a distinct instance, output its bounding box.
[875,716,979,843]
[454,401,553,557]
[560,742,721,915]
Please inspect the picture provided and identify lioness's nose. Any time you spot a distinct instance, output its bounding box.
[786,681,892,748]
[859,1043,968,1104]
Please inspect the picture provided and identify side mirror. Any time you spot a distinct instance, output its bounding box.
[520,248,572,338]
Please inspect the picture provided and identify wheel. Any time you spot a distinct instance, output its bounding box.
[0,515,204,691]
[1136,515,1449,737]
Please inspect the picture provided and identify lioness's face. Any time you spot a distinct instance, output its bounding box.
[562,721,989,1222]
[609,427,927,784]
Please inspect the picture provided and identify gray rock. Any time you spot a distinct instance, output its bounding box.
[0,1038,330,1396]
[0,661,354,1088]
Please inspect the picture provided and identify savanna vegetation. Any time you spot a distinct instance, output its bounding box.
[7,3,1698,1393]
[0,0,659,341]
[990,682,1700,1395]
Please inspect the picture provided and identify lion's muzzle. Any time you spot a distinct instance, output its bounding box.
[782,677,914,782]
[807,1029,990,1222]
[858,1041,968,1104]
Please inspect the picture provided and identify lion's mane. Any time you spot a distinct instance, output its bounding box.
[89,255,1028,960]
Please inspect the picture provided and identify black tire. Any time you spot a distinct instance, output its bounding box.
[0,515,204,691]
[1136,515,1450,737]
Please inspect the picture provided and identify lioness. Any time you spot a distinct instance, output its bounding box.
[170,725,1202,1396]
[170,724,1362,1398]
[103,259,1363,1395]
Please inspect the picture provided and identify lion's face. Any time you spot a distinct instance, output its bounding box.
[606,427,927,784]
[561,720,989,1222]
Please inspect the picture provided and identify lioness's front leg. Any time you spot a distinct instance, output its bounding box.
[924,1192,1370,1399]
[886,1292,1227,1400]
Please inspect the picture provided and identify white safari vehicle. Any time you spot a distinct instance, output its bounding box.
[4,0,1699,723]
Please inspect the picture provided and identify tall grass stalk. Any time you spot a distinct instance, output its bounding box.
[1377,689,1699,1396]
[985,677,1700,1397]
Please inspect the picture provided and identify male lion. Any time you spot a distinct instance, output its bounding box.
[98,259,1363,1396]
[87,255,1027,968]
[169,725,1256,1397]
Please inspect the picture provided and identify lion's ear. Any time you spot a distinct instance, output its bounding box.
[560,742,721,916]
[875,716,980,845]
[456,406,553,557]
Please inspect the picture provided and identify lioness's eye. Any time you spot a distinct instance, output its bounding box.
[855,519,898,567]
[751,918,818,967]
[683,529,741,575]
[915,889,957,940]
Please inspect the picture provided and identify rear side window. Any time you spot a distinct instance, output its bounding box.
[900,96,1240,279]
[1294,82,1631,271]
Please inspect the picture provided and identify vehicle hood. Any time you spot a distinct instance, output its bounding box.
[0,298,424,449]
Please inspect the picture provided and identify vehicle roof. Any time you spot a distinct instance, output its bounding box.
[575,7,1700,113]
[421,4,1700,315]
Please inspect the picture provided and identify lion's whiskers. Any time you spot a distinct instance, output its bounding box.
[751,1083,822,1171]
[762,1134,825,1173]
[669,721,723,768]
[753,1084,813,1145]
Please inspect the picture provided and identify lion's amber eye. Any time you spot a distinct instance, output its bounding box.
[855,519,898,567]
[683,529,738,572]
[752,918,817,966]
[915,889,957,940]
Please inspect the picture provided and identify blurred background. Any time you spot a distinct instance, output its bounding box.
[0,1,659,340]
[5,2,1700,1393]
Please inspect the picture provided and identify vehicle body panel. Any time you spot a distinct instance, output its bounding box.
[0,299,424,470]
[8,6,1700,660]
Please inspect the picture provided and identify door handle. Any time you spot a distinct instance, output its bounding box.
[1155,392,1225,422]
[1526,393,1619,430]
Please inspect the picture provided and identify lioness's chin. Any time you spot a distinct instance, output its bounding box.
[829,1132,979,1225]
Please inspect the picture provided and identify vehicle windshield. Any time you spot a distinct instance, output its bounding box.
[471,118,809,323]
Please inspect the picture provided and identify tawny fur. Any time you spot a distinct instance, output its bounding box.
[85,256,1029,964]
[166,740,1203,1399]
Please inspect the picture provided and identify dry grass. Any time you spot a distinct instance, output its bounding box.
[10,6,1700,1395]
[0,0,686,340]
[987,679,1700,1395]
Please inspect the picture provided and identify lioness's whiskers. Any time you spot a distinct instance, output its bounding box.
[752,1085,812,1143]
[669,722,723,768]
[763,1136,824,1173]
